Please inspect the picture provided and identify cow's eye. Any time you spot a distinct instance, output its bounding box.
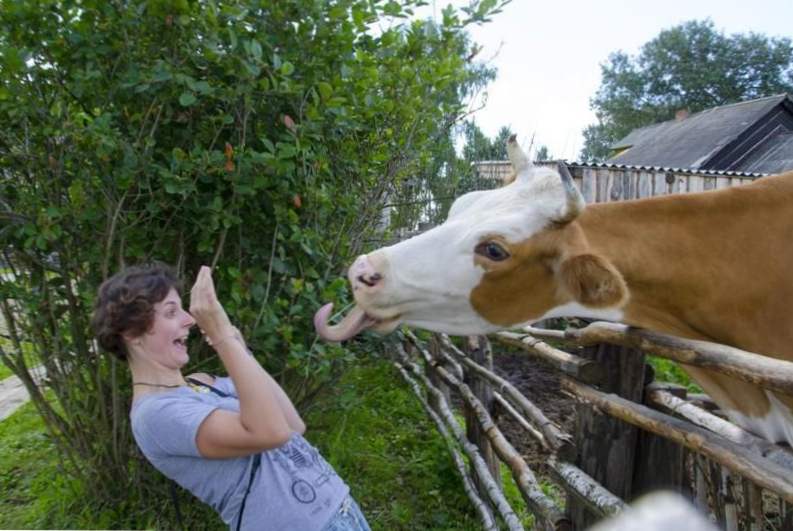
[475,241,510,262]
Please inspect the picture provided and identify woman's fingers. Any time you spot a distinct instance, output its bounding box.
[189,266,232,338]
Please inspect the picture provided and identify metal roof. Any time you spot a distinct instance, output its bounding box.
[473,160,767,178]
[607,94,791,169]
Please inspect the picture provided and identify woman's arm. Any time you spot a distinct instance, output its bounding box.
[189,266,293,458]
[229,327,306,435]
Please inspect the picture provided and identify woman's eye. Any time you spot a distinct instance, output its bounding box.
[475,242,510,261]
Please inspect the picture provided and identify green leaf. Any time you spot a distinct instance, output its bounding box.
[250,39,262,61]
[317,82,333,100]
[280,61,294,76]
[179,92,197,106]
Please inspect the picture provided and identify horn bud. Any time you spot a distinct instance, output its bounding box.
[555,162,585,224]
[506,135,531,174]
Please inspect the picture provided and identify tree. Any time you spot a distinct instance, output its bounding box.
[0,0,506,526]
[581,20,793,161]
[535,145,551,161]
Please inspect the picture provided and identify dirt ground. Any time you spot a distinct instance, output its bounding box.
[490,350,577,472]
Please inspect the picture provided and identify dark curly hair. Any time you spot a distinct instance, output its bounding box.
[91,263,182,361]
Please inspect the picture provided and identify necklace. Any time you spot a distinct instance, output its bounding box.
[132,382,184,388]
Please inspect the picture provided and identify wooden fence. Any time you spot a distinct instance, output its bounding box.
[393,325,793,530]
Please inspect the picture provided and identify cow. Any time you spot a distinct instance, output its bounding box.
[314,135,793,446]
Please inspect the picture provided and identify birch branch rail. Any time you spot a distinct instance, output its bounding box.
[394,344,525,531]
[436,335,576,460]
[558,322,793,396]
[647,388,793,471]
[425,350,570,529]
[494,331,604,384]
[492,385,626,518]
[393,362,498,530]
[547,459,626,518]
[562,377,793,504]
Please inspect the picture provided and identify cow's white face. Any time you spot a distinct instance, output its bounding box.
[314,139,628,341]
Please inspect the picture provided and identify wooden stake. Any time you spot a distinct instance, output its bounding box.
[494,331,604,384]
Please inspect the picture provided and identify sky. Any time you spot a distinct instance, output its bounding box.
[429,0,793,161]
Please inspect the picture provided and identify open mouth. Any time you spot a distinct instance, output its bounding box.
[313,303,401,342]
[173,337,188,348]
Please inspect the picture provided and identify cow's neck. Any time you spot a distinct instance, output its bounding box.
[575,173,793,358]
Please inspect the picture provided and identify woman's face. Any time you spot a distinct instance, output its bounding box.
[134,288,196,368]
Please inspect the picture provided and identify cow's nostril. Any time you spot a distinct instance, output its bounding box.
[357,273,382,287]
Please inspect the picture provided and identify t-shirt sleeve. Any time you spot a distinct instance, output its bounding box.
[136,394,219,457]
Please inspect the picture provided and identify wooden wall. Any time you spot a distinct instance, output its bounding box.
[474,161,761,203]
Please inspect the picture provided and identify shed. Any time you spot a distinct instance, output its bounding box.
[607,93,793,174]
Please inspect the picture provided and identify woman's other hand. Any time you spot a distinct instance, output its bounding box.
[189,266,234,342]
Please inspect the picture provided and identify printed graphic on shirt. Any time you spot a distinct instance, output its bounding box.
[272,437,338,506]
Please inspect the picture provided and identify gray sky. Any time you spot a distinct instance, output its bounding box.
[437,0,793,160]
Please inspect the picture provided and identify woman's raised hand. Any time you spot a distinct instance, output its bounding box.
[189,266,234,342]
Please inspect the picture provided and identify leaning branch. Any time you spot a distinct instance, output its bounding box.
[435,334,575,460]
[417,346,569,528]
[494,332,604,384]
[394,344,525,531]
[394,362,498,530]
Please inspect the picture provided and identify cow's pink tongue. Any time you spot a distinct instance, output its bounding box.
[314,303,376,342]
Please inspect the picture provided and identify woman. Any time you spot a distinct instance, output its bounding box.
[91,263,369,531]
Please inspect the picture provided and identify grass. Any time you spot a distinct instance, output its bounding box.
[1,358,547,530]
[0,361,12,381]
[0,394,64,529]
[306,360,486,530]
[0,338,38,381]
[647,356,702,392]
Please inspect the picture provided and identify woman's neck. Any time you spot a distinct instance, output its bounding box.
[128,357,187,397]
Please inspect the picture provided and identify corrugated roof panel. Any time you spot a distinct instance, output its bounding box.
[473,160,768,178]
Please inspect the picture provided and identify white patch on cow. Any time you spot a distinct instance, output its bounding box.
[725,391,793,446]
[534,302,625,323]
[354,164,583,335]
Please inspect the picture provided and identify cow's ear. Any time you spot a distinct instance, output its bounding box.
[558,254,628,308]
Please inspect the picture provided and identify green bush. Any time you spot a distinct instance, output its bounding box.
[0,0,507,516]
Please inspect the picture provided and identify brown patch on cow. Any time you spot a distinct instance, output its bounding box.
[471,224,596,325]
[773,392,793,414]
[558,253,627,308]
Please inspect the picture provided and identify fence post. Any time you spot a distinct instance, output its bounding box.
[632,381,691,499]
[464,335,501,490]
[569,343,647,529]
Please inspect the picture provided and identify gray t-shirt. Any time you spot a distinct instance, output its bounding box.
[130,377,349,530]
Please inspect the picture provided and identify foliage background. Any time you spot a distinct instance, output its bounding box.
[0,0,509,526]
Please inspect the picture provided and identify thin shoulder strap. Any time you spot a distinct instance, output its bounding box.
[236,453,262,531]
[169,480,186,531]
[186,376,231,397]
